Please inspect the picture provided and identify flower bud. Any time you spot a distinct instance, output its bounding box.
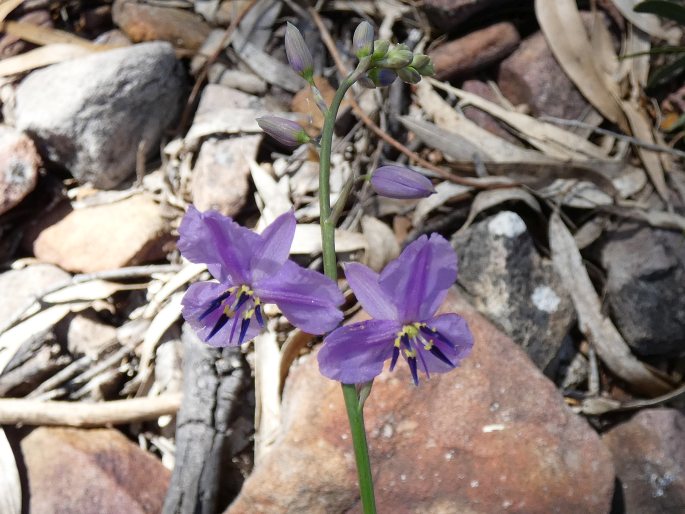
[371,39,390,60]
[257,116,310,147]
[411,54,430,70]
[353,21,374,58]
[378,45,414,69]
[370,165,435,199]
[285,22,314,81]
[367,68,397,87]
[397,66,421,84]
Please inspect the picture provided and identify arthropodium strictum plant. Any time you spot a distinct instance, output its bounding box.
[180,20,473,514]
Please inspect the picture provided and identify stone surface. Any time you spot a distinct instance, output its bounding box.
[498,30,591,119]
[600,223,685,356]
[113,0,211,51]
[227,290,614,514]
[15,42,185,189]
[21,427,170,514]
[0,125,41,214]
[0,264,70,322]
[452,211,574,370]
[423,0,513,31]
[461,80,520,144]
[27,194,172,273]
[430,22,520,81]
[603,409,685,513]
[191,135,260,216]
[61,311,118,358]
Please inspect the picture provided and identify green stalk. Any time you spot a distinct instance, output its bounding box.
[342,382,376,512]
[317,58,376,514]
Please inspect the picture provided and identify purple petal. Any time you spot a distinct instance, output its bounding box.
[178,205,259,284]
[253,260,343,335]
[418,313,473,373]
[379,234,457,322]
[370,166,435,199]
[250,210,296,282]
[182,281,261,347]
[344,262,397,320]
[318,319,400,383]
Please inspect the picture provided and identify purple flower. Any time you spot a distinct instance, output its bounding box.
[257,116,310,147]
[179,206,344,347]
[284,22,313,81]
[318,234,473,385]
[370,165,436,199]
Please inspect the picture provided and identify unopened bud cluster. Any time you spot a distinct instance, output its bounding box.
[353,21,434,88]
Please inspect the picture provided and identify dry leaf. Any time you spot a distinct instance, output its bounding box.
[610,0,681,42]
[0,43,95,77]
[3,21,114,50]
[458,188,542,234]
[549,212,671,396]
[535,0,627,130]
[291,224,367,255]
[0,429,20,514]
[412,181,472,227]
[253,330,281,463]
[361,215,400,271]
[0,302,89,373]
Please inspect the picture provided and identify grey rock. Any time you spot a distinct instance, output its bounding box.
[0,125,41,214]
[15,42,185,189]
[603,409,685,514]
[0,264,70,323]
[601,224,685,356]
[452,211,575,370]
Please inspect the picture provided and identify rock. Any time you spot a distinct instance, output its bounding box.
[61,311,118,358]
[113,0,211,51]
[423,0,513,31]
[600,223,685,356]
[208,64,267,95]
[461,80,520,144]
[498,30,592,119]
[227,290,614,514]
[0,125,41,214]
[27,194,172,273]
[603,409,685,513]
[0,264,70,322]
[21,427,170,514]
[429,22,520,81]
[15,42,185,189]
[451,211,574,370]
[191,135,260,217]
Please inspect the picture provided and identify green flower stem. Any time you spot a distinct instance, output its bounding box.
[317,58,376,514]
[318,59,369,280]
[342,382,377,513]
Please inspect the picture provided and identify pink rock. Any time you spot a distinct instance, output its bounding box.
[21,427,170,514]
[27,194,172,273]
[498,30,591,120]
[603,408,685,514]
[227,290,615,514]
[430,22,520,81]
[191,135,260,217]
